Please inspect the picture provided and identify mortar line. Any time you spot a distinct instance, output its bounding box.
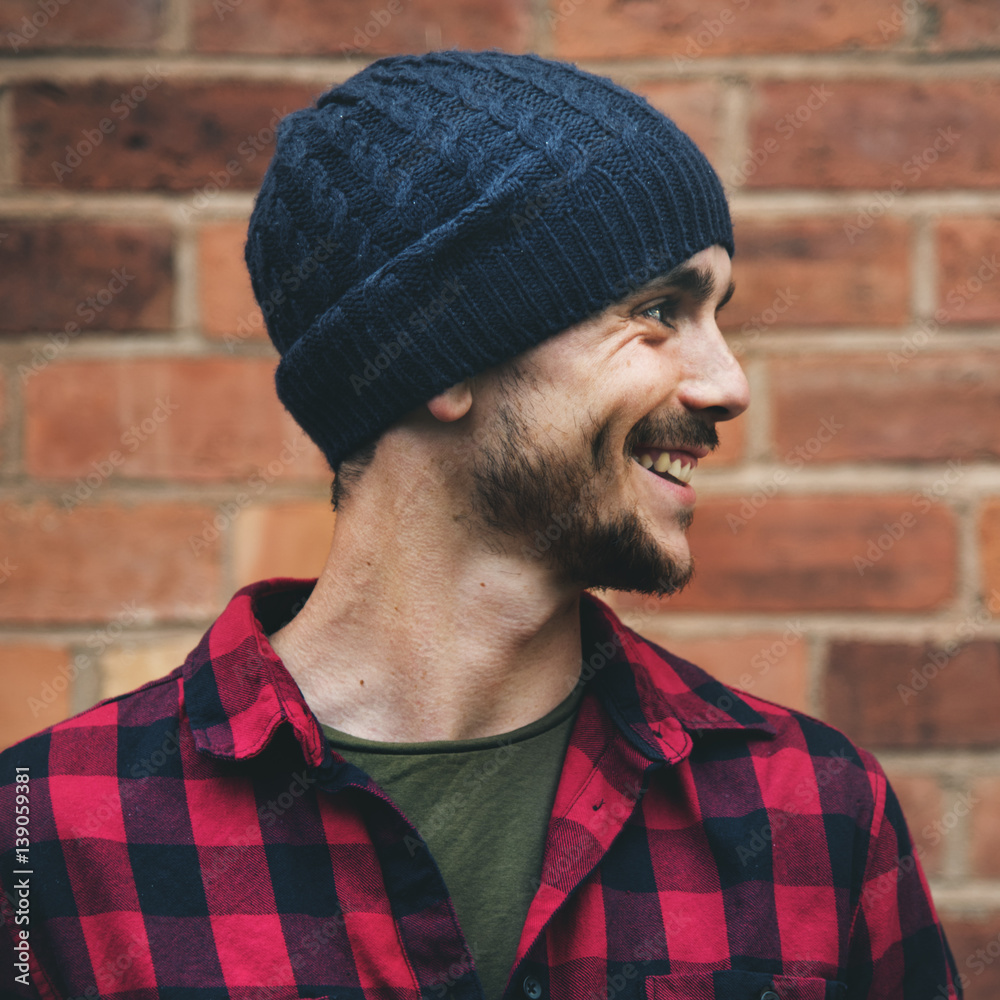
[742,355,771,461]
[719,77,752,194]
[0,362,20,481]
[911,211,937,318]
[805,631,827,718]
[0,87,17,188]
[2,53,999,84]
[160,0,192,53]
[173,216,202,339]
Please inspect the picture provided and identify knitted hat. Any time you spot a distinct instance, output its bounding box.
[245,50,732,469]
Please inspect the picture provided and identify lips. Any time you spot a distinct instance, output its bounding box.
[631,447,703,485]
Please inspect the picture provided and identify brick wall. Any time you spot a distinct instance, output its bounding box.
[1,0,998,992]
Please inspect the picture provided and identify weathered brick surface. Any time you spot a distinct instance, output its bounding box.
[924,0,1000,53]
[0,221,172,335]
[937,218,1000,324]
[233,500,333,588]
[825,641,1000,748]
[770,352,1000,463]
[721,217,910,330]
[632,80,725,167]
[198,220,265,341]
[969,776,1000,879]
[0,645,72,749]
[643,631,809,713]
[700,411,745,468]
[636,496,957,612]
[0,0,162,52]
[883,772,945,877]
[24,358,327,482]
[0,501,222,623]
[192,0,532,55]
[1,0,999,927]
[938,911,1000,1000]
[744,80,1000,190]
[552,0,895,60]
[981,501,1000,597]
[100,633,203,701]
[15,80,318,191]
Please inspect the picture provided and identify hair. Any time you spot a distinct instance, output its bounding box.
[330,440,378,511]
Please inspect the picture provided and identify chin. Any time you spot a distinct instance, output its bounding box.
[553,508,695,598]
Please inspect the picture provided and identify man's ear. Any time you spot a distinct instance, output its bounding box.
[426,381,473,422]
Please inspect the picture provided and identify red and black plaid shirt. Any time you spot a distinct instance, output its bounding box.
[1,579,960,999]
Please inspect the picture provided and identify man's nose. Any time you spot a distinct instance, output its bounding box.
[677,322,750,422]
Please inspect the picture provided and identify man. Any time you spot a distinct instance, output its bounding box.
[2,51,960,999]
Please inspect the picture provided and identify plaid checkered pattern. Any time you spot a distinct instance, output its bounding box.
[1,579,960,999]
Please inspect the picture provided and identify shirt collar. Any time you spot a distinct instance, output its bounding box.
[578,592,775,764]
[182,579,774,766]
[182,578,328,766]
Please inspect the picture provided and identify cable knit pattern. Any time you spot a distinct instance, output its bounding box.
[245,49,733,469]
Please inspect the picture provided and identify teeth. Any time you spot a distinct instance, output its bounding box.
[633,450,694,484]
[672,461,693,484]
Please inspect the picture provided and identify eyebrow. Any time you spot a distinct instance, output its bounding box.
[637,264,736,310]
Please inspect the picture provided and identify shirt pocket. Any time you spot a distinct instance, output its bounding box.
[644,970,848,1000]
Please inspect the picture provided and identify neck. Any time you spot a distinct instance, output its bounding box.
[269,444,584,742]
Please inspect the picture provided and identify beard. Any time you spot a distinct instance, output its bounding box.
[470,374,718,598]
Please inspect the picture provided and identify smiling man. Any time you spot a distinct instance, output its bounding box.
[1,51,961,999]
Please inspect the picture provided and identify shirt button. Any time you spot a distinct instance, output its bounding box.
[759,991,781,1000]
[522,975,543,999]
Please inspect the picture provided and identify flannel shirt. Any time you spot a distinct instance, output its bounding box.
[1,578,961,1000]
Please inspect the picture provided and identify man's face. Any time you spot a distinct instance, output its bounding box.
[469,245,749,597]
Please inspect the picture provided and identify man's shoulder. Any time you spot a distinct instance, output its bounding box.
[0,578,313,776]
[625,624,887,792]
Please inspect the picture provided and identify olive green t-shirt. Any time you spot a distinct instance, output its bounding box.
[322,686,582,1000]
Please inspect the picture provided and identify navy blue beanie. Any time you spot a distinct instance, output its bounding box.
[245,50,733,469]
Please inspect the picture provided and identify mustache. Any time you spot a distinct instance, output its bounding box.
[624,412,719,454]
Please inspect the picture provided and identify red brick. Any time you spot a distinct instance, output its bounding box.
[193,0,531,55]
[720,217,910,330]
[616,496,956,612]
[233,501,334,589]
[0,501,222,623]
[101,634,201,701]
[15,80,317,191]
[937,218,1000,324]
[981,502,1000,597]
[24,358,327,483]
[552,0,895,60]
[938,912,1000,999]
[632,80,725,167]
[0,221,172,335]
[969,776,1000,878]
[824,641,1000,748]
[882,773,946,877]
[744,80,1000,190]
[0,645,73,749]
[771,352,1000,463]
[0,0,162,52]
[925,0,1000,53]
[641,632,809,713]
[696,411,745,469]
[198,221,265,341]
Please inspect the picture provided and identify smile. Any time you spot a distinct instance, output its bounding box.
[631,448,699,485]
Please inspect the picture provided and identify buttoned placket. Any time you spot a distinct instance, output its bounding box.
[315,755,487,1000]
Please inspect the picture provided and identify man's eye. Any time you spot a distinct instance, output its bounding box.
[640,300,677,329]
